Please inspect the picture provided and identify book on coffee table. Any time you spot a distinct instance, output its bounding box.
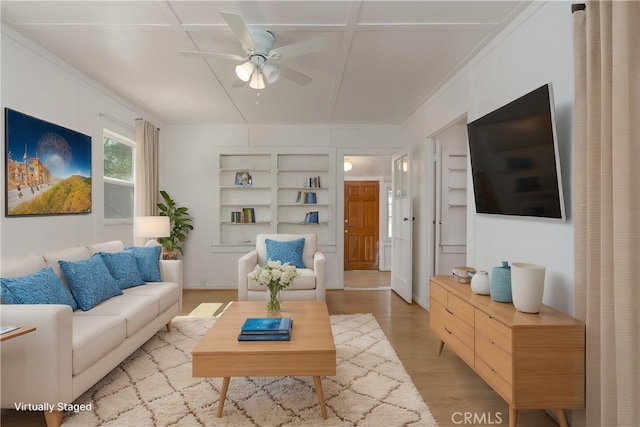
[240,317,292,335]
[238,333,291,341]
[238,317,293,341]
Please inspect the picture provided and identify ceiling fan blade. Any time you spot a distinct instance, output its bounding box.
[279,66,312,86]
[220,11,256,53]
[269,37,327,60]
[179,50,246,61]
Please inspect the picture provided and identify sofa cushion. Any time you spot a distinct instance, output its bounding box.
[265,238,306,268]
[124,246,162,282]
[0,254,46,278]
[0,266,78,309]
[98,251,145,289]
[122,282,180,313]
[87,240,125,255]
[248,268,316,291]
[59,255,122,311]
[74,295,159,337]
[43,246,92,283]
[72,315,126,376]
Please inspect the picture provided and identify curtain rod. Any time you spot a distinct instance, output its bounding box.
[99,112,134,131]
[572,3,586,13]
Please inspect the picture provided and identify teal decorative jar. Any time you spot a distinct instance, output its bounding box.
[490,261,512,302]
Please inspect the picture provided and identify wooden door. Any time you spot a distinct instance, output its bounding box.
[344,181,379,270]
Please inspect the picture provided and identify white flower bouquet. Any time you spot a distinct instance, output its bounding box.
[250,260,301,312]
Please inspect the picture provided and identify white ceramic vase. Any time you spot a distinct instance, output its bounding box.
[470,271,490,295]
[511,262,545,313]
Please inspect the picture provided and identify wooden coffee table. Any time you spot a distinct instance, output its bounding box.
[192,301,336,419]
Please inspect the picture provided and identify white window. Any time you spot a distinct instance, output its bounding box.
[103,130,134,219]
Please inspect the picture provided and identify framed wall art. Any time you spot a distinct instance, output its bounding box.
[4,108,92,217]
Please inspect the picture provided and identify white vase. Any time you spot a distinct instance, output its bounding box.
[470,271,490,295]
[511,263,545,313]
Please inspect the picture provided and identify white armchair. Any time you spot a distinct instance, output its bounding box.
[238,234,326,301]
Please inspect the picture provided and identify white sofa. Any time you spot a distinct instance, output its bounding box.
[0,240,182,427]
[237,234,325,301]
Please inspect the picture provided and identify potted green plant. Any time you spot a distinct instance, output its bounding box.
[157,190,193,260]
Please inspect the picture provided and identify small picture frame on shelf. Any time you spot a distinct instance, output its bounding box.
[234,171,252,186]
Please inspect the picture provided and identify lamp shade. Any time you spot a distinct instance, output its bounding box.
[262,64,280,84]
[249,71,265,89]
[133,216,170,238]
[235,61,254,82]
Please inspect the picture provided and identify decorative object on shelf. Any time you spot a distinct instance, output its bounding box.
[511,262,545,313]
[133,216,170,248]
[490,261,512,302]
[250,260,301,313]
[157,190,194,259]
[234,171,252,186]
[452,266,476,284]
[471,270,491,295]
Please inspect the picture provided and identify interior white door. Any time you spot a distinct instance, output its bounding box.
[391,150,413,303]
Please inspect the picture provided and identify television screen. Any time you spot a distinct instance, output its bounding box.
[467,83,565,220]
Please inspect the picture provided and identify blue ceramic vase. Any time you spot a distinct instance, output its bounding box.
[490,261,512,302]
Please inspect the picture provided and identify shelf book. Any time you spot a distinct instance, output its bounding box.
[295,191,317,204]
[303,211,319,224]
[238,317,293,341]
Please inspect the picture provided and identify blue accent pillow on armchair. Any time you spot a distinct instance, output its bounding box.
[98,251,145,289]
[0,266,78,310]
[124,245,162,282]
[59,254,122,311]
[265,238,306,268]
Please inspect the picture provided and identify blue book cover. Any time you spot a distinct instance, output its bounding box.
[238,333,291,341]
[240,317,292,334]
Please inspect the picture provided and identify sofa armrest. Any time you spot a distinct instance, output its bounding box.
[159,259,183,311]
[313,250,326,301]
[0,304,73,407]
[237,250,258,301]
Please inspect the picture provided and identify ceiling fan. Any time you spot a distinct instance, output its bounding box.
[179,12,327,89]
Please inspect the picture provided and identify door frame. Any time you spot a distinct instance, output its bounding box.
[336,148,397,289]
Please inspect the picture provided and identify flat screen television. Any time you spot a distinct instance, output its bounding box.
[467,83,565,220]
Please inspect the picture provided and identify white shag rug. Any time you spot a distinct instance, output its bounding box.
[62,314,438,426]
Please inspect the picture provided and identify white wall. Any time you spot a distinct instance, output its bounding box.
[160,125,403,289]
[0,27,161,260]
[404,2,576,314]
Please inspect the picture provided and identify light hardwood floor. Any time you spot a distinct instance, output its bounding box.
[1,288,560,427]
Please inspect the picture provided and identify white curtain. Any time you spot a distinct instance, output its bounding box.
[573,2,640,426]
[134,119,160,246]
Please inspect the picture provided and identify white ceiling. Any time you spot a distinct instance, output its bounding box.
[1,1,530,125]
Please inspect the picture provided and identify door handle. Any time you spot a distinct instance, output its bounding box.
[345,229,348,233]
[403,217,409,222]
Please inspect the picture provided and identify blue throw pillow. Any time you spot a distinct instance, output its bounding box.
[0,266,78,310]
[124,246,162,282]
[59,254,122,311]
[98,251,145,289]
[265,238,305,268]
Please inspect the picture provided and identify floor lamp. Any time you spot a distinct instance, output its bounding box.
[133,216,170,247]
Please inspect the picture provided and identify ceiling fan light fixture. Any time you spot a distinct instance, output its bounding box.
[235,61,254,82]
[262,63,280,84]
[249,70,265,90]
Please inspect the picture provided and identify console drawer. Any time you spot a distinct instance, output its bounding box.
[475,331,513,383]
[475,356,513,403]
[442,325,475,367]
[448,293,474,326]
[430,282,448,306]
[475,309,512,355]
